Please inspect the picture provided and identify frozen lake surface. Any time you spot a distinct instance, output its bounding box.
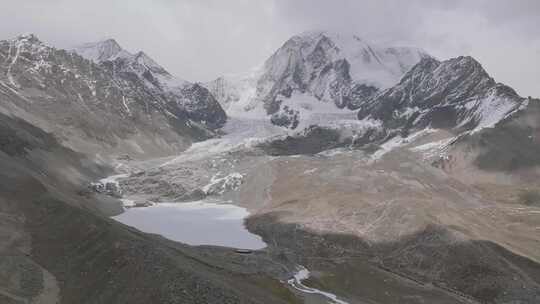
[112,200,266,250]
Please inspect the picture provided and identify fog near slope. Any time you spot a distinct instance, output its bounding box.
[0,0,538,97]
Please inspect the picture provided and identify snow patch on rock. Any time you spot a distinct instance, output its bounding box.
[409,137,457,160]
[371,129,437,161]
[203,172,244,195]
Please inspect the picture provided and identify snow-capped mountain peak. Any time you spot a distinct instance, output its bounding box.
[73,38,132,62]
[204,30,430,129]
[271,30,430,89]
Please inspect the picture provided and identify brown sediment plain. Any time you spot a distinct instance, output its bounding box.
[117,126,540,303]
[239,130,540,303]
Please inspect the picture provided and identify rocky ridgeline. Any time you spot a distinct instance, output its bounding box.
[74,39,227,129]
[0,34,226,157]
[357,56,525,135]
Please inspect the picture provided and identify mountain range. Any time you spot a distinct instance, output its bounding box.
[0,30,539,304]
[0,34,225,160]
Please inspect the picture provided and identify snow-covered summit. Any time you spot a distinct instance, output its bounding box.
[204,30,430,128]
[73,38,132,62]
[272,30,430,89]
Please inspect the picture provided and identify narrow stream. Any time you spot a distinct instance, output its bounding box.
[288,266,350,304]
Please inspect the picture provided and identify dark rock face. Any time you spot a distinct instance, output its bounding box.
[104,182,123,198]
[172,84,227,129]
[270,105,300,129]
[247,214,540,304]
[347,83,379,109]
[357,56,525,134]
[258,126,345,155]
[258,125,385,156]
[0,114,56,157]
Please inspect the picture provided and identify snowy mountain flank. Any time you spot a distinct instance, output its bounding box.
[205,31,430,128]
[72,38,227,130]
[357,56,526,135]
[203,31,531,162]
[0,34,226,159]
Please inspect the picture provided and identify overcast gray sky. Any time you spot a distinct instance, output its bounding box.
[0,0,538,96]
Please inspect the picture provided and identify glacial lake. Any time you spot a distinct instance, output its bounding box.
[112,200,267,250]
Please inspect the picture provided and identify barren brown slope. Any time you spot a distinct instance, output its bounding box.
[237,138,540,303]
